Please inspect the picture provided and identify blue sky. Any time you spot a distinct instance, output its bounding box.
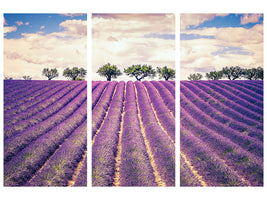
[4,13,87,80]
[180,14,263,80]
[4,13,86,39]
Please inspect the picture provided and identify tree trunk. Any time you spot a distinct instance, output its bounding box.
[107,76,111,81]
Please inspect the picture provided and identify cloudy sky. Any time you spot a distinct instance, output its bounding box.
[180,13,263,80]
[4,13,87,80]
[92,14,175,81]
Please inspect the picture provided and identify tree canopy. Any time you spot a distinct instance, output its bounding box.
[222,66,243,80]
[63,67,87,80]
[124,64,156,81]
[157,66,175,80]
[188,73,203,80]
[23,75,32,80]
[42,68,59,80]
[97,63,122,81]
[205,71,223,80]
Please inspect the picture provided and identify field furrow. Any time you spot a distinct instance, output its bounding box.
[180,80,263,187]
[92,81,175,187]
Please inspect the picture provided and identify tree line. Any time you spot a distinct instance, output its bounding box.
[97,63,175,81]
[188,66,263,81]
[4,67,87,81]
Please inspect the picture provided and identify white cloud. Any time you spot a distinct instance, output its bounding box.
[4,19,87,80]
[241,14,262,25]
[4,26,17,36]
[180,23,263,80]
[15,21,23,26]
[180,13,228,30]
[4,17,8,25]
[92,14,175,81]
[40,26,45,30]
[25,22,29,25]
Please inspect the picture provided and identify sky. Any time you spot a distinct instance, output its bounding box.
[4,13,87,80]
[180,13,263,80]
[92,14,175,81]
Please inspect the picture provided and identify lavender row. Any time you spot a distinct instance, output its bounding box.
[92,81,109,109]
[92,81,100,91]
[159,81,175,99]
[142,81,175,142]
[4,101,87,186]
[180,127,248,186]
[180,155,203,186]
[180,83,263,141]
[221,81,263,100]
[181,109,263,186]
[150,81,175,116]
[4,87,87,162]
[5,82,75,116]
[92,81,117,139]
[4,80,52,104]
[4,81,80,123]
[198,81,263,115]
[119,81,157,186]
[181,81,263,130]
[135,81,175,186]
[4,80,46,95]
[4,82,87,140]
[229,80,263,94]
[25,121,87,186]
[186,81,263,123]
[73,155,87,187]
[212,81,263,105]
[92,81,125,186]
[180,93,263,158]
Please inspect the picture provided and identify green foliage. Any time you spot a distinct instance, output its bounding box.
[188,73,203,81]
[157,66,175,80]
[22,75,32,80]
[222,66,243,80]
[124,64,156,81]
[4,76,13,80]
[42,68,59,80]
[205,71,223,80]
[63,67,87,80]
[97,63,122,81]
[255,67,263,80]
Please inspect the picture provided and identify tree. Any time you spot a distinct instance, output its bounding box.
[243,68,257,80]
[205,71,223,80]
[222,66,243,80]
[4,76,13,80]
[157,66,175,80]
[42,68,59,80]
[63,67,87,80]
[188,73,203,80]
[23,75,32,80]
[255,67,263,80]
[97,63,122,81]
[124,64,156,81]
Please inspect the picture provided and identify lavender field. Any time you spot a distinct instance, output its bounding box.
[4,80,87,186]
[180,80,263,186]
[92,80,175,186]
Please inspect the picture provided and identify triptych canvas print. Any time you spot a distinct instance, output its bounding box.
[3,13,263,187]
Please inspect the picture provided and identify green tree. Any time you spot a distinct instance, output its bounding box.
[124,64,156,81]
[63,67,87,80]
[157,66,175,80]
[205,71,223,80]
[188,73,203,80]
[222,66,243,80]
[255,67,263,80]
[243,68,257,80]
[42,68,59,80]
[97,63,122,81]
